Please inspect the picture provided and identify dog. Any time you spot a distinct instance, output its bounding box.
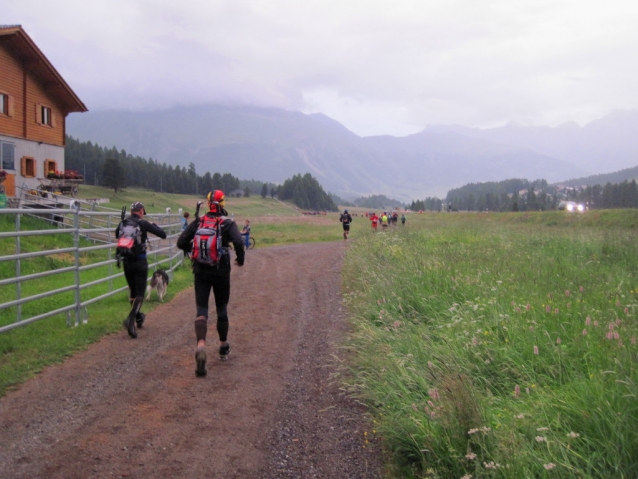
[145,269,169,302]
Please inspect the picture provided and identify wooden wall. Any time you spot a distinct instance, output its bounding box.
[0,43,65,148]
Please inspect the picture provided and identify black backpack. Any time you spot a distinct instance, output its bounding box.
[116,217,143,258]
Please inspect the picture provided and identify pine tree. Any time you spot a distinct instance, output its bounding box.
[102,158,126,193]
[261,183,268,198]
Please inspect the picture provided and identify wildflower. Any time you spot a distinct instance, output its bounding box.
[579,286,584,292]
[565,290,571,297]
[468,428,479,435]
[631,336,636,345]
[546,305,551,313]
[566,303,571,308]
[516,307,521,313]
[480,427,491,433]
[514,414,525,419]
[514,385,520,398]
[529,326,534,332]
[393,321,401,329]
[625,307,629,314]
[535,436,547,442]
[556,337,562,345]
[427,400,435,408]
[461,475,473,479]
[567,432,580,438]
[511,301,516,306]
[594,320,599,327]
[534,345,539,355]
[471,337,478,345]
[582,329,588,336]
[613,331,620,340]
[411,403,417,411]
[465,453,477,460]
[483,461,500,469]
[429,388,440,400]
[526,387,530,394]
[430,411,436,419]
[526,304,531,311]
[609,322,615,331]
[544,463,556,470]
[428,361,435,369]
[585,316,591,326]
[606,331,613,340]
[537,427,549,431]
[616,318,622,326]
[554,308,559,314]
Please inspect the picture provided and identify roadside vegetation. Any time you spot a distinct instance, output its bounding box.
[342,210,638,478]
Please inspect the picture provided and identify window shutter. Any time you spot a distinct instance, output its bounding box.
[7,95,14,117]
[21,156,26,176]
[51,111,56,128]
[35,103,41,124]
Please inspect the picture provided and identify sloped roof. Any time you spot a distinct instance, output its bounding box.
[0,25,87,114]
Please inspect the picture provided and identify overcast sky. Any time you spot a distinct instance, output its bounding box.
[6,0,638,136]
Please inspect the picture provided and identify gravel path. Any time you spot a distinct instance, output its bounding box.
[0,242,383,479]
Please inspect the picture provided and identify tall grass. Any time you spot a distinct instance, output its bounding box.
[342,215,638,478]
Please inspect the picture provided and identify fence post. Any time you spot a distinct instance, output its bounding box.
[15,211,22,323]
[73,203,82,326]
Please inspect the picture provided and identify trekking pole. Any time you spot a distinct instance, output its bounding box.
[116,206,126,268]
[194,201,203,218]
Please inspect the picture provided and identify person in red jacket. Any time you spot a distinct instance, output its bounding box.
[177,190,245,377]
[370,212,379,231]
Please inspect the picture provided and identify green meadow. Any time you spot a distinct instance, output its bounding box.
[342,211,638,478]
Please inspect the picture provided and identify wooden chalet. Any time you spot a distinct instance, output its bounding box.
[0,25,87,200]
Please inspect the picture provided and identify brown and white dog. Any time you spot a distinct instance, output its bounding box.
[145,269,169,302]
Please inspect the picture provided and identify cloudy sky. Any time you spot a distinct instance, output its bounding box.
[6,0,638,136]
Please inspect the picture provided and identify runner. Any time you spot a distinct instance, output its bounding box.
[381,212,389,230]
[401,213,406,225]
[370,212,379,232]
[339,209,353,240]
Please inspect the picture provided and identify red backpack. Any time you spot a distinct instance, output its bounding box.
[191,215,224,265]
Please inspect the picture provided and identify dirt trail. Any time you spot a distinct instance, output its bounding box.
[0,242,382,479]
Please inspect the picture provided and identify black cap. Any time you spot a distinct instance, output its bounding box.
[131,202,146,214]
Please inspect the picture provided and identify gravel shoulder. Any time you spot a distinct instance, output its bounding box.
[0,242,383,479]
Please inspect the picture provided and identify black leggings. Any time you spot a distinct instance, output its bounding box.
[194,270,231,342]
[123,257,148,300]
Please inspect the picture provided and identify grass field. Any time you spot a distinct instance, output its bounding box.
[342,211,638,478]
[0,187,346,396]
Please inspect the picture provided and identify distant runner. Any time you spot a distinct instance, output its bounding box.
[381,212,389,230]
[370,212,379,231]
[340,209,353,240]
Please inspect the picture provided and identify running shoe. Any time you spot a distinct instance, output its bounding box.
[136,312,146,328]
[123,311,137,339]
[195,349,207,377]
[219,342,231,360]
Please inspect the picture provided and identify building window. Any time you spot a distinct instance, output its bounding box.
[0,141,15,170]
[44,159,57,176]
[21,156,36,178]
[0,92,13,117]
[41,106,52,126]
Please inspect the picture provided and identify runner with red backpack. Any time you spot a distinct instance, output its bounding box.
[177,190,245,377]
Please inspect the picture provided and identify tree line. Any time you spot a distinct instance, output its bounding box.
[409,177,638,212]
[66,136,337,210]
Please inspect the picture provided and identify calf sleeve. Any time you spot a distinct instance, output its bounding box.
[194,317,208,342]
[216,315,229,342]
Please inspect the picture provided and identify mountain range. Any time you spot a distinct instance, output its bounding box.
[66,106,638,200]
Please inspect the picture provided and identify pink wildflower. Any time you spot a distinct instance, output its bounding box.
[393,321,401,329]
[606,331,613,340]
[516,307,521,313]
[411,403,417,411]
[565,290,571,297]
[544,463,556,470]
[534,345,539,355]
[556,337,562,345]
[554,308,559,314]
[594,320,599,327]
[579,286,584,292]
[625,307,629,314]
[616,318,622,326]
[613,331,620,340]
[529,326,534,332]
[582,329,588,336]
[465,453,477,460]
[546,305,551,313]
[526,303,531,311]
[631,336,636,345]
[429,388,440,400]
[514,385,520,398]
[585,316,591,326]
[511,301,516,306]
[609,322,615,331]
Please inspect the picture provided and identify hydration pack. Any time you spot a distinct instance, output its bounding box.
[191,215,224,266]
[116,217,143,257]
